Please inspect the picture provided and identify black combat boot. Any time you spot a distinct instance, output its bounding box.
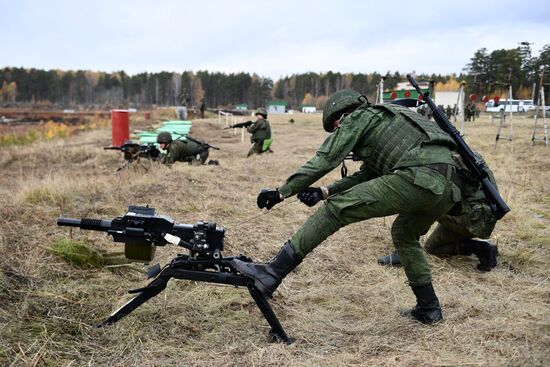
[402,283,442,324]
[230,242,302,298]
[377,250,401,266]
[459,239,498,271]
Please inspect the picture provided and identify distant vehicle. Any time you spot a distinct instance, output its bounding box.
[485,99,535,113]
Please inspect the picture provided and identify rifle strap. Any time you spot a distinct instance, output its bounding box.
[340,160,348,178]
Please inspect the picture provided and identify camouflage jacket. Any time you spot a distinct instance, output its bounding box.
[278,104,459,198]
[445,152,499,238]
[161,139,204,164]
[247,118,271,143]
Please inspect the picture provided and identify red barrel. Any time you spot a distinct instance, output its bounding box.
[111,109,129,146]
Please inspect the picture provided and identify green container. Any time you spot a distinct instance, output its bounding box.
[156,126,192,136]
[162,120,193,126]
[136,120,193,145]
[137,132,158,145]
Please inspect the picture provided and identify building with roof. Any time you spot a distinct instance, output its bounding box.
[300,104,316,113]
[267,101,288,114]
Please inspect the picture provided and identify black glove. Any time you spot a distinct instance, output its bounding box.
[257,189,283,210]
[297,187,324,207]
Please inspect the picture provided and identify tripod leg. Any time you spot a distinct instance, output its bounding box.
[248,285,293,344]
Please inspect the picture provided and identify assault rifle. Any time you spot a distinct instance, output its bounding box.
[180,135,220,150]
[407,74,510,219]
[57,206,292,343]
[104,141,161,172]
[224,120,253,129]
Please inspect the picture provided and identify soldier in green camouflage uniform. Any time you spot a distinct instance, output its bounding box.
[378,153,498,271]
[247,107,272,157]
[231,89,468,324]
[157,132,209,165]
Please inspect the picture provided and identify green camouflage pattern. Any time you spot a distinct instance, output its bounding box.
[278,104,459,199]
[156,131,173,143]
[425,156,498,255]
[246,118,272,156]
[289,166,457,286]
[322,89,364,132]
[276,103,463,286]
[161,139,208,164]
[247,118,271,142]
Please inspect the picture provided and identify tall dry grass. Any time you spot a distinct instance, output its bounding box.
[0,111,548,366]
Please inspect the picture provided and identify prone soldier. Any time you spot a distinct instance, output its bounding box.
[157,132,212,165]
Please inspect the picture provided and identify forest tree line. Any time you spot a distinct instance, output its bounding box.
[1,43,548,109]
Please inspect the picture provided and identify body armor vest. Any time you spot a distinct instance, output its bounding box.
[347,104,456,175]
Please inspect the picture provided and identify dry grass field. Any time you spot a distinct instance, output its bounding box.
[0,110,549,366]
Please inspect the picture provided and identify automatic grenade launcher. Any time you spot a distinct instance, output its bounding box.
[57,206,293,343]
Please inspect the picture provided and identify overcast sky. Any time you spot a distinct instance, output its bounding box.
[1,0,549,79]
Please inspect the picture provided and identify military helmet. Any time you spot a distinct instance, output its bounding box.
[322,89,365,132]
[255,107,268,118]
[156,131,173,144]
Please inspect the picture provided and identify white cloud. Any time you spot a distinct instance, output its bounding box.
[1,0,549,78]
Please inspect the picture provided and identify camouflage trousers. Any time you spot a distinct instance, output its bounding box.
[290,168,457,286]
[247,139,272,157]
[247,142,264,157]
[184,149,209,165]
[424,218,474,256]
[425,202,496,256]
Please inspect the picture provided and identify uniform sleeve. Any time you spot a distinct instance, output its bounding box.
[160,152,168,164]
[277,118,366,197]
[326,163,376,195]
[165,142,186,164]
[163,149,175,164]
[247,120,262,133]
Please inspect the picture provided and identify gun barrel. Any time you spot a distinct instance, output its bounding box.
[57,217,112,231]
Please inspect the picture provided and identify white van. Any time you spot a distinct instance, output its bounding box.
[485,99,535,113]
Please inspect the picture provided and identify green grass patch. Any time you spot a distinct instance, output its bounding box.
[49,238,126,268]
[23,186,65,205]
[0,130,39,146]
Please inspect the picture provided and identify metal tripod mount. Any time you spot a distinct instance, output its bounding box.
[57,206,293,344]
[98,253,293,344]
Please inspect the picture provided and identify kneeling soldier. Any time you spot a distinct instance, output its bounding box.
[247,107,273,157]
[378,154,499,271]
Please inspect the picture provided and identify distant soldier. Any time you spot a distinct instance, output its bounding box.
[157,132,209,165]
[247,107,273,157]
[445,105,453,119]
[471,104,477,122]
[200,101,206,119]
[465,102,475,122]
